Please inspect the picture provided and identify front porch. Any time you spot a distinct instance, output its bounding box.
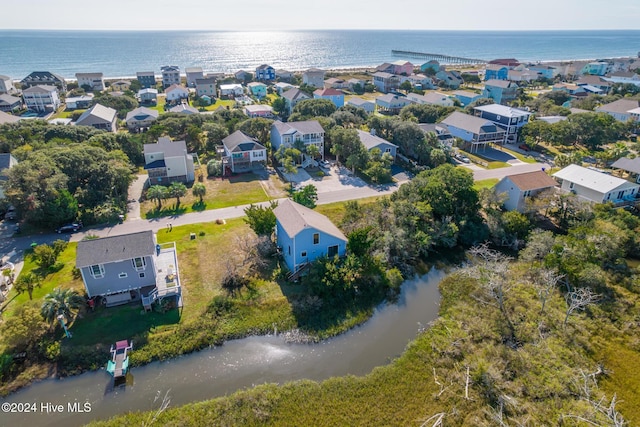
[142,242,183,311]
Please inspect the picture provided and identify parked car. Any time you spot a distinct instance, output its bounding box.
[455,154,470,164]
[56,222,83,233]
[518,143,531,152]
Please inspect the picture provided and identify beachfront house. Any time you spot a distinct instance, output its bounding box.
[144,137,195,185]
[255,64,276,81]
[161,66,180,89]
[528,64,556,79]
[22,85,61,112]
[356,129,397,160]
[64,93,94,110]
[274,199,347,276]
[138,88,158,105]
[375,94,412,114]
[0,75,16,94]
[136,71,156,89]
[495,171,558,212]
[440,111,505,153]
[313,88,344,108]
[0,94,22,113]
[165,84,189,103]
[75,230,182,310]
[247,82,267,98]
[126,106,159,131]
[221,130,267,174]
[482,79,518,104]
[276,69,293,82]
[75,103,118,132]
[111,81,131,92]
[473,104,531,144]
[346,97,375,114]
[271,120,325,166]
[553,164,640,205]
[195,78,216,97]
[282,88,311,115]
[75,72,105,91]
[302,68,325,88]
[185,67,204,87]
[595,99,640,122]
[372,72,400,93]
[21,71,67,92]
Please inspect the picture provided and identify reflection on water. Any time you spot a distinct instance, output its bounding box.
[1,269,444,427]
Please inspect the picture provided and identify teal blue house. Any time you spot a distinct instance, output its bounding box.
[484,65,509,81]
[420,60,441,74]
[274,199,347,274]
[247,82,267,98]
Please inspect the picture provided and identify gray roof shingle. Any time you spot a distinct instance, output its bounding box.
[76,231,155,268]
[222,130,266,152]
[274,199,347,241]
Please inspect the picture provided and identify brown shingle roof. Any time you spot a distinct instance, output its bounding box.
[504,170,557,191]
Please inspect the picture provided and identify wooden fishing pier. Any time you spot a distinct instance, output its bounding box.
[392,50,487,65]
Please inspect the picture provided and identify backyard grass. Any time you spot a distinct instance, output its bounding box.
[473,178,499,191]
[201,98,236,111]
[460,150,511,170]
[148,95,166,113]
[142,172,283,219]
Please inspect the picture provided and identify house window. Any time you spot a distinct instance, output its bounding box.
[288,246,291,255]
[132,257,147,271]
[313,233,319,244]
[139,272,145,278]
[385,148,392,153]
[90,264,105,279]
[118,272,128,279]
[523,190,531,198]
[618,191,625,199]
[569,182,574,189]
[328,245,339,258]
[301,251,307,257]
[496,115,501,120]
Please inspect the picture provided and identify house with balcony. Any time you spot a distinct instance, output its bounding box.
[435,70,463,89]
[221,130,267,174]
[581,61,610,76]
[440,111,505,153]
[0,75,16,94]
[76,72,105,91]
[75,103,117,132]
[185,67,204,87]
[302,68,325,88]
[136,71,156,89]
[482,79,518,105]
[473,104,531,144]
[528,64,557,79]
[247,82,268,98]
[138,88,158,105]
[373,72,400,93]
[76,230,182,310]
[553,164,640,205]
[495,171,558,212]
[161,65,180,89]
[282,88,311,115]
[484,64,509,81]
[64,93,94,110]
[452,90,482,107]
[165,84,189,103]
[219,83,244,98]
[21,71,66,92]
[313,88,344,108]
[255,64,275,81]
[271,120,325,166]
[0,94,22,113]
[195,78,216,97]
[375,94,412,114]
[144,137,195,185]
[356,129,397,160]
[126,107,159,131]
[22,85,60,112]
[274,199,347,277]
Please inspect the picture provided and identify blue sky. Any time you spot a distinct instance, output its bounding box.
[2,0,639,31]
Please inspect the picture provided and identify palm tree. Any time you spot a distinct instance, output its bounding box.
[192,183,206,203]
[147,185,168,210]
[41,288,84,326]
[305,144,320,162]
[14,272,41,300]
[168,182,187,208]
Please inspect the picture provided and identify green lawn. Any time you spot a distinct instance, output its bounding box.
[502,146,538,164]
[142,172,279,219]
[201,98,236,111]
[473,178,499,190]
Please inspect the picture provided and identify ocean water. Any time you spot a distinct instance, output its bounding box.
[1,29,639,79]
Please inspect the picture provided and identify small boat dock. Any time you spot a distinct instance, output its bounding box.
[107,340,133,384]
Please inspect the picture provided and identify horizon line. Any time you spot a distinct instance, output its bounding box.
[1,28,639,32]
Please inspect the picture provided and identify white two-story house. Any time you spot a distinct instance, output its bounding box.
[144,137,196,185]
[271,120,325,166]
